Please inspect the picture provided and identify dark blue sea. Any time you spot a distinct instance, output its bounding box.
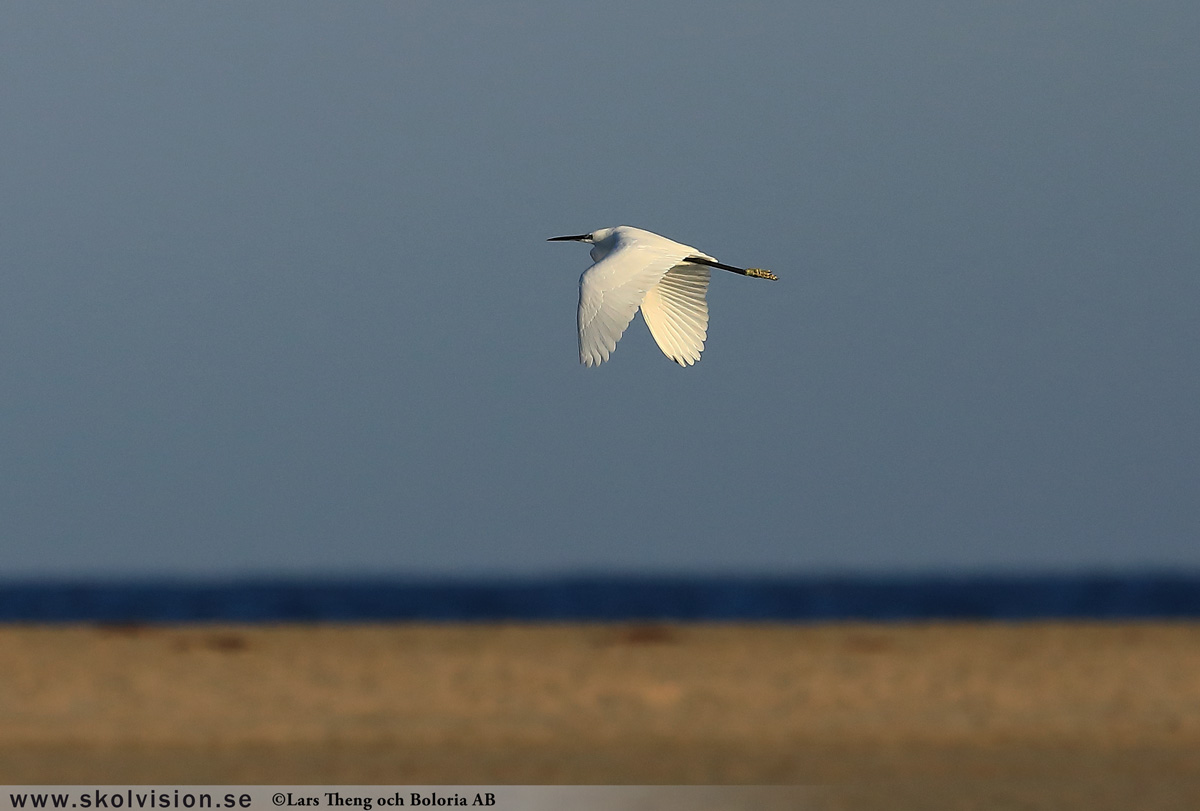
[2,573,1198,623]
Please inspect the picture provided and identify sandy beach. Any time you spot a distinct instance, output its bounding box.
[2,622,1199,807]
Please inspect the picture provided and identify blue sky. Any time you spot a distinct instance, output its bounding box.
[2,2,1197,576]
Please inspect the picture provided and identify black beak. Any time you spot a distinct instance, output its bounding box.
[547,234,591,242]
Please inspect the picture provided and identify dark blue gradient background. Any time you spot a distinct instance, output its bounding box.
[2,3,1197,580]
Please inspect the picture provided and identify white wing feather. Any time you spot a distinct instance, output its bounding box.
[640,263,710,366]
[577,242,687,367]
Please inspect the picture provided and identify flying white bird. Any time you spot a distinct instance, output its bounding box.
[548,225,778,367]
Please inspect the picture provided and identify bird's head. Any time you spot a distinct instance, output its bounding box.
[548,228,622,263]
[546,227,621,244]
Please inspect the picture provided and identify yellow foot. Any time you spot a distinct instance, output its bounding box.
[745,268,779,280]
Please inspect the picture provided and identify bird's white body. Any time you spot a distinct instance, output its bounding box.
[574,226,713,367]
[549,225,776,367]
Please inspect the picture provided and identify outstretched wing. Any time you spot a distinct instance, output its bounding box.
[639,262,711,366]
[578,245,684,367]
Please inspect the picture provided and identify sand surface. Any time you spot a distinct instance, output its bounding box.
[2,622,1199,808]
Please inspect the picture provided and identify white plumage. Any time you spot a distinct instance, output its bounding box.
[548,225,777,367]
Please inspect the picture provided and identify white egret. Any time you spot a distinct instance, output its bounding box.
[548,225,778,367]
